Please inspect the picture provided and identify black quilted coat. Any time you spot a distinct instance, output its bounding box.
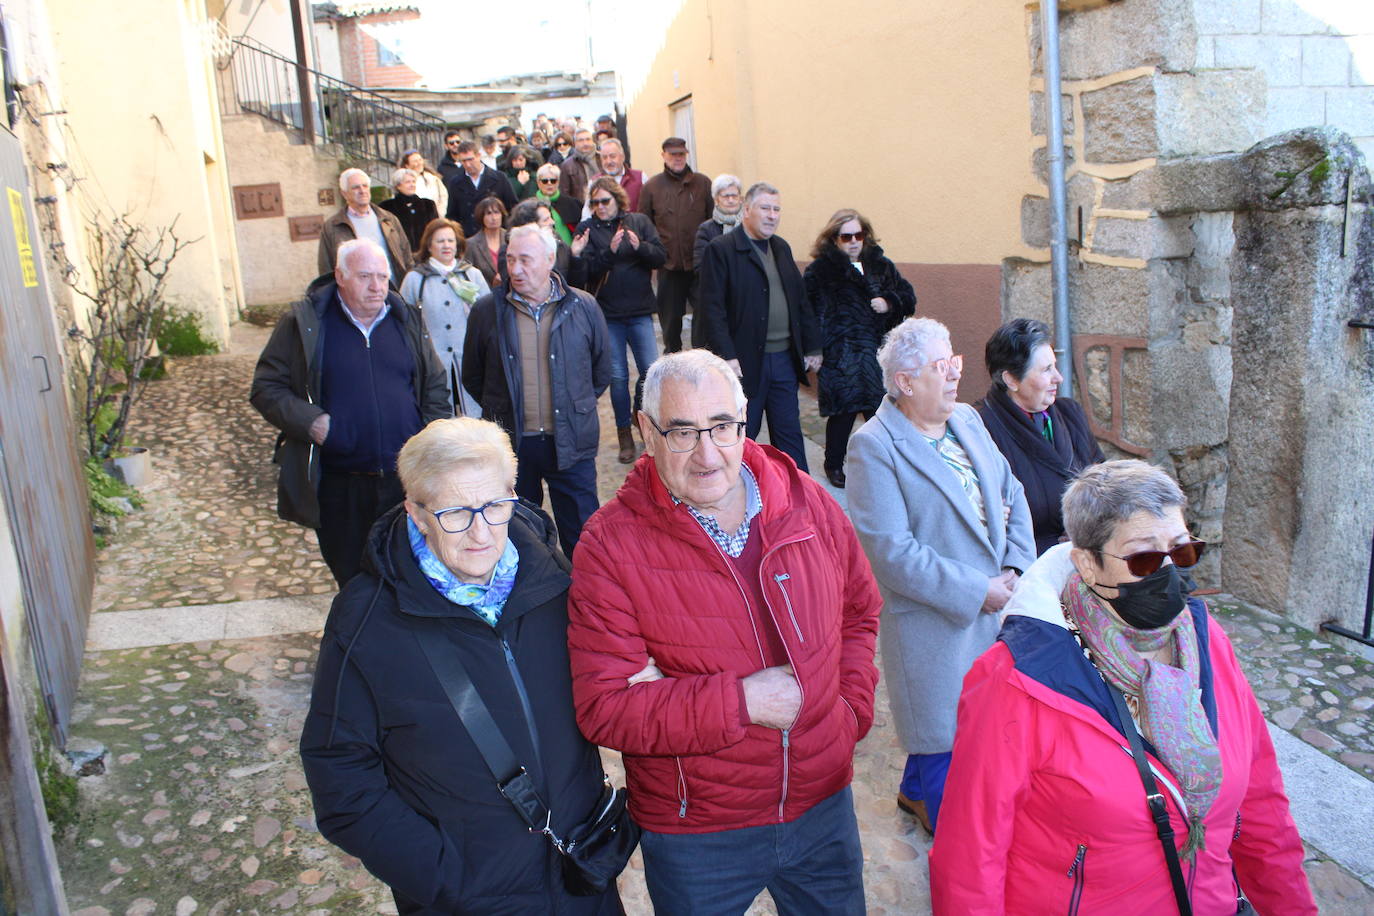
[803,245,916,417]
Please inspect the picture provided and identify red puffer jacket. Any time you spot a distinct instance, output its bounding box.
[568,441,882,834]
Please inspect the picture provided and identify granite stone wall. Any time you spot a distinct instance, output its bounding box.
[1011,1,1374,632]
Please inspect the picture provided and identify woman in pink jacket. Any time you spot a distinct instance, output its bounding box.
[930,460,1315,915]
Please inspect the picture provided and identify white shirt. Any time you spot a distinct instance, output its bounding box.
[337,296,391,342]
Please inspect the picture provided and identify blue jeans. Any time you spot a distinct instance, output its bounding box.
[901,752,952,829]
[745,350,810,473]
[605,315,658,428]
[639,786,865,916]
[514,435,599,558]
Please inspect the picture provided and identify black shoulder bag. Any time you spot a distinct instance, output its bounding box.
[1107,683,1193,916]
[413,633,639,896]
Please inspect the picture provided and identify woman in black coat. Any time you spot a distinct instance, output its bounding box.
[803,209,917,488]
[300,418,627,915]
[571,177,666,463]
[976,317,1105,555]
[379,168,439,257]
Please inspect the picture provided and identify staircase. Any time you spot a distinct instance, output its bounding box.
[214,35,446,173]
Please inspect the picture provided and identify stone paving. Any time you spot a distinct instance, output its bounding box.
[57,324,1374,914]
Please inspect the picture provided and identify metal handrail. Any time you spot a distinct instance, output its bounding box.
[221,36,445,169]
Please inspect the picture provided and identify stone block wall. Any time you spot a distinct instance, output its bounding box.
[1010,0,1374,631]
[1194,0,1374,165]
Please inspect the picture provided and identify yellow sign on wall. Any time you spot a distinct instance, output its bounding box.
[8,187,38,288]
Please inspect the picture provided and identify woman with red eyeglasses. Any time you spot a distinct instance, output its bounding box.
[847,316,1036,836]
[803,209,916,489]
[931,460,1315,916]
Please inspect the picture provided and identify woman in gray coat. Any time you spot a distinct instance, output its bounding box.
[399,218,489,417]
[846,316,1035,834]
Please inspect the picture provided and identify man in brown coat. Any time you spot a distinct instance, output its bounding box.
[317,168,413,285]
[637,137,712,352]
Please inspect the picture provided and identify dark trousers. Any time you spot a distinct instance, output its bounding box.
[639,786,865,916]
[316,470,405,587]
[515,434,599,559]
[824,411,873,473]
[745,350,809,473]
[656,268,696,353]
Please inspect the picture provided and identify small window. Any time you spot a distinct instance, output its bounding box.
[376,38,402,68]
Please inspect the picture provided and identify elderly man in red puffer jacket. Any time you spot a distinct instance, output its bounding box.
[568,348,881,916]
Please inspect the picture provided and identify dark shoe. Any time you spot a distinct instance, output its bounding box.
[897,792,934,836]
[617,427,636,464]
[824,466,846,489]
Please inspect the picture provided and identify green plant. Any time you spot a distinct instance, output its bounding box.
[157,306,218,357]
[83,458,143,519]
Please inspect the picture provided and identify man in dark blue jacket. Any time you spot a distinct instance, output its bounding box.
[250,239,450,585]
[697,182,823,474]
[445,140,518,236]
[463,225,611,557]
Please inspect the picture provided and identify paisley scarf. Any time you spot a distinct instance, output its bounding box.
[1063,573,1221,859]
[407,516,519,627]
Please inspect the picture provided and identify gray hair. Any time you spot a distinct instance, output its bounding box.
[507,223,557,258]
[336,238,387,273]
[536,162,561,182]
[397,417,517,503]
[641,350,747,421]
[711,174,742,197]
[1062,460,1187,555]
[338,167,370,192]
[876,317,951,398]
[743,181,780,207]
[390,167,418,189]
[599,137,624,155]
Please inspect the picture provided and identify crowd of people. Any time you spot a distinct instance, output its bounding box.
[247,113,1319,914]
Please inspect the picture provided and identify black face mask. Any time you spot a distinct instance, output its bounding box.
[1096,563,1188,630]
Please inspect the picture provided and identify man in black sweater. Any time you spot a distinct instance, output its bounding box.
[250,239,450,585]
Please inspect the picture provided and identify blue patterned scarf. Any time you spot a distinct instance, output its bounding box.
[407,516,519,626]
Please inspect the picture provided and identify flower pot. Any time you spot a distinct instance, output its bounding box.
[105,447,152,488]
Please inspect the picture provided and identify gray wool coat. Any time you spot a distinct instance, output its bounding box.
[846,399,1035,754]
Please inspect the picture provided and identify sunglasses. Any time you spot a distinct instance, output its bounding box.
[837,231,865,243]
[1103,540,1206,577]
[538,177,559,184]
[590,196,615,206]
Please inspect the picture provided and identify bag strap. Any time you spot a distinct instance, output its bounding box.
[1107,682,1193,916]
[412,630,551,833]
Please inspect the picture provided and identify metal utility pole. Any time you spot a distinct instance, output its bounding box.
[289,0,315,145]
[1040,0,1073,397]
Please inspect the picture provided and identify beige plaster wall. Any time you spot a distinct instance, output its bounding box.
[221,113,348,305]
[627,0,1038,267]
[46,0,242,342]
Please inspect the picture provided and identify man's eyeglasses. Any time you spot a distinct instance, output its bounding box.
[648,418,746,452]
[590,196,615,206]
[424,497,519,534]
[1104,540,1206,577]
[837,231,865,244]
[446,139,462,146]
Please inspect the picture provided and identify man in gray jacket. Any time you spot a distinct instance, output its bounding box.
[250,239,450,585]
[462,225,611,557]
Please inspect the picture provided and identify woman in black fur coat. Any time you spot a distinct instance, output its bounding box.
[803,209,917,487]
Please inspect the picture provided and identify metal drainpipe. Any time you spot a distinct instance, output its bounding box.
[1040,0,1074,397]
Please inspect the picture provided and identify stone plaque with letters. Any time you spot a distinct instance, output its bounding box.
[289,215,324,242]
[233,183,284,220]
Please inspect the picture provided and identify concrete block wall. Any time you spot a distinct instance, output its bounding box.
[1195,0,1374,163]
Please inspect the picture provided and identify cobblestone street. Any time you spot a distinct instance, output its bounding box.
[57,326,1374,914]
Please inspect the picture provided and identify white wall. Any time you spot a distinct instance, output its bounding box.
[1195,0,1374,162]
